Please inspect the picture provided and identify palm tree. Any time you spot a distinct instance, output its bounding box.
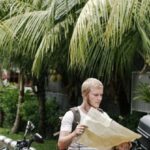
[8,0,148,87]
[69,0,150,114]
[70,0,149,79]
[0,0,84,135]
[0,0,48,134]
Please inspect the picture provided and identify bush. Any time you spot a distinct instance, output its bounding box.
[21,93,39,128]
[46,99,64,138]
[0,85,64,138]
[0,85,39,129]
[0,85,18,127]
[22,96,63,138]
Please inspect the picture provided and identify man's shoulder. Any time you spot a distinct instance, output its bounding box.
[69,106,81,122]
[63,106,79,120]
[70,106,79,112]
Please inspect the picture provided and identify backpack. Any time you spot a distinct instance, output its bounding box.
[53,107,80,137]
[70,107,81,131]
[53,107,104,137]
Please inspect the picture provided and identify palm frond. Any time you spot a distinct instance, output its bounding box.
[69,0,150,82]
[104,0,138,48]
[0,0,37,20]
[133,82,150,103]
[135,0,150,58]
[70,0,110,67]
[70,0,147,65]
[32,14,75,76]
[0,0,84,75]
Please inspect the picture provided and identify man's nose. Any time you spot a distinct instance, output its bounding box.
[98,96,102,100]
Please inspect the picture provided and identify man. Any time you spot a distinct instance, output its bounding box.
[58,78,131,150]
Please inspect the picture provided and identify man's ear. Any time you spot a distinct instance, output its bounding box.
[82,92,88,100]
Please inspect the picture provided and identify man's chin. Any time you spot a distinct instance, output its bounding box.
[93,105,99,109]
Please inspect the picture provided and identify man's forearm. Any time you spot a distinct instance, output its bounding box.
[58,131,77,150]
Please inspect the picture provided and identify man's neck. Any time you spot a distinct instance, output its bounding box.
[80,103,91,114]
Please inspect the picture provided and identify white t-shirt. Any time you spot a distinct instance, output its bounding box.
[60,107,111,150]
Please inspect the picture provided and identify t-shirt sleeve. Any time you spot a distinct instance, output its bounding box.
[60,110,74,132]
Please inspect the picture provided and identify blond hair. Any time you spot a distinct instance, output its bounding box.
[81,78,103,96]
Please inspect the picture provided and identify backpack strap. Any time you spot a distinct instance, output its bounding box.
[53,107,80,136]
[70,107,80,132]
[97,108,104,113]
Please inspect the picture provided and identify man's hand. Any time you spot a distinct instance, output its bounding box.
[74,124,87,136]
[115,142,132,150]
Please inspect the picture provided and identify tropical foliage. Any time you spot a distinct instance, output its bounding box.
[70,0,150,82]
[133,82,150,103]
[0,0,149,81]
[0,0,150,131]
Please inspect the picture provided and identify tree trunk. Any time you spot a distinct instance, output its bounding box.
[0,65,4,126]
[0,64,3,86]
[0,110,4,127]
[116,78,130,115]
[11,72,24,133]
[118,88,130,115]
[36,76,46,137]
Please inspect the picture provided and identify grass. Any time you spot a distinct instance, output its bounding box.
[0,128,58,150]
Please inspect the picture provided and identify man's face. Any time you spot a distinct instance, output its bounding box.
[86,87,103,109]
